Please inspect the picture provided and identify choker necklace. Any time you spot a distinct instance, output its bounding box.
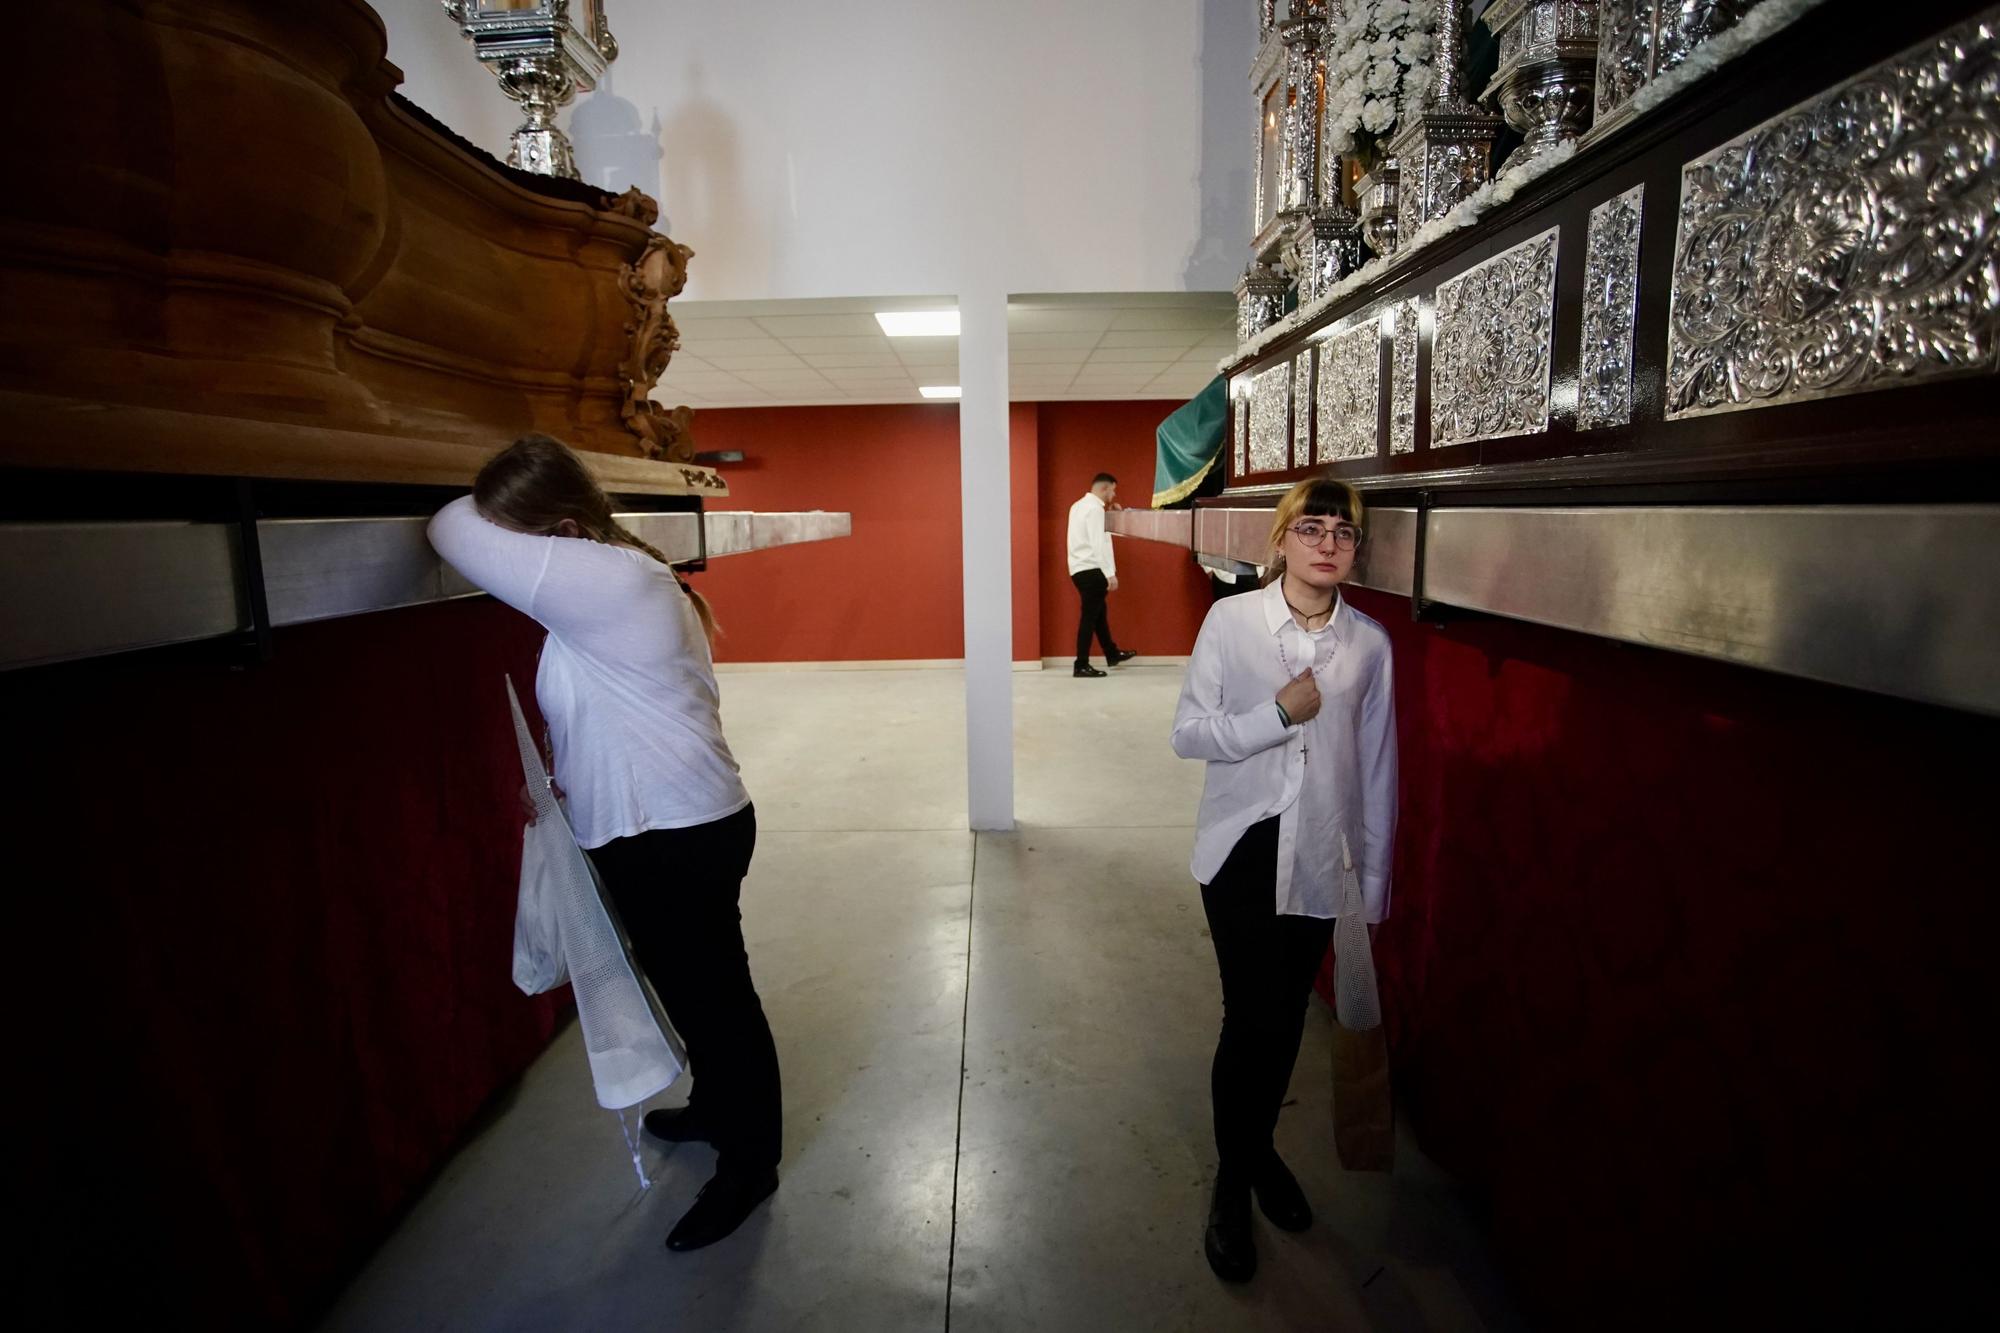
[1282,590,1335,626]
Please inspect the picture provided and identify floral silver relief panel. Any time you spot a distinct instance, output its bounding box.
[1432,226,1560,446]
[1234,393,1249,477]
[1579,183,1644,430]
[1390,298,1419,455]
[1316,319,1382,462]
[1665,11,2000,419]
[1247,361,1292,473]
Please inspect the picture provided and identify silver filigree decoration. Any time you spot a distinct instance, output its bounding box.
[1579,183,1644,430]
[1294,354,1314,466]
[1248,361,1292,473]
[1390,298,1419,455]
[1316,319,1382,462]
[1665,13,2000,419]
[1596,0,1757,127]
[1433,225,1560,445]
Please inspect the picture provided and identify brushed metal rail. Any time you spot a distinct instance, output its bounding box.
[1115,506,1417,597]
[1108,503,2000,715]
[2,510,853,669]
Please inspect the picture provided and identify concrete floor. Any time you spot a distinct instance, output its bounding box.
[323,667,1522,1332]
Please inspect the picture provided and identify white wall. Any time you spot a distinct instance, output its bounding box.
[372,0,1254,301]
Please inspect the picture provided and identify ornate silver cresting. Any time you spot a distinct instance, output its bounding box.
[1316,318,1383,462]
[1385,1,1505,241]
[1665,11,2000,419]
[1592,0,1758,138]
[1433,226,1561,445]
[1389,297,1419,454]
[1481,0,1601,171]
[441,0,619,179]
[1248,361,1294,472]
[1356,158,1402,258]
[1235,262,1290,343]
[1579,184,1644,431]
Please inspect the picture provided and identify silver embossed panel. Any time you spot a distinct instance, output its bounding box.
[1666,11,2000,419]
[1432,226,1560,446]
[1316,319,1381,462]
[1390,299,1419,455]
[1294,354,1314,463]
[1247,361,1291,473]
[1580,184,1644,430]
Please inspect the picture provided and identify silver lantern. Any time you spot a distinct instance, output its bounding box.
[440,0,619,179]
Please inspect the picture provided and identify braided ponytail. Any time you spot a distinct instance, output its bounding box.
[611,520,721,647]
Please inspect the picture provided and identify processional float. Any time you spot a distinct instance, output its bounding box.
[0,0,848,671]
[1122,0,2000,718]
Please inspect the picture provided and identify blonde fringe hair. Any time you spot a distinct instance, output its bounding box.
[1261,476,1365,587]
[472,433,721,646]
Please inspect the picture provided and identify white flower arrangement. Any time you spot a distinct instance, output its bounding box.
[1324,0,1439,162]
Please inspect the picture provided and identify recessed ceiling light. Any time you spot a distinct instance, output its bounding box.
[876,310,960,337]
[919,385,962,399]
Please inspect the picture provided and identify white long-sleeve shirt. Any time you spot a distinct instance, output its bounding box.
[1066,492,1117,578]
[1171,580,1398,921]
[428,496,749,849]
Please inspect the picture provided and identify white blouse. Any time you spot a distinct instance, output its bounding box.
[428,496,750,849]
[1171,580,1398,921]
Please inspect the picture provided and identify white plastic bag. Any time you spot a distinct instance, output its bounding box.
[511,809,569,995]
[505,677,686,1111]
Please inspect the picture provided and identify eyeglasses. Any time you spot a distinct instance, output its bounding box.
[1289,520,1361,551]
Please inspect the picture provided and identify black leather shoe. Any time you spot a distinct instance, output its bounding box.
[665,1167,779,1252]
[1108,649,1140,665]
[1073,664,1107,677]
[1204,1172,1256,1283]
[642,1104,712,1145]
[1253,1152,1312,1232]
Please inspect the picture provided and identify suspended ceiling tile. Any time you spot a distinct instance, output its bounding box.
[1011,347,1089,365]
[1008,330,1105,350]
[671,317,765,341]
[703,352,810,370]
[1105,304,1235,331]
[801,352,906,369]
[1096,329,1206,349]
[681,338,790,359]
[753,313,885,338]
[1007,307,1120,333]
[1087,346,1185,365]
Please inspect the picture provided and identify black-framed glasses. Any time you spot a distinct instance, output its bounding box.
[1289,520,1361,551]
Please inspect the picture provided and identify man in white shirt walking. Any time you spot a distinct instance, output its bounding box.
[1066,472,1140,678]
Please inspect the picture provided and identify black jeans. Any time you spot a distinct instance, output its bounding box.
[1071,568,1122,668]
[589,804,782,1173]
[1200,816,1335,1178]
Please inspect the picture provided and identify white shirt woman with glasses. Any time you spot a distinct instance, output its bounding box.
[1170,476,1399,1285]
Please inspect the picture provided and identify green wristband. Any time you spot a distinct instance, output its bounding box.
[1275,700,1293,728]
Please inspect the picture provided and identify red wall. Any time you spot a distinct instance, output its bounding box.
[686,400,1212,665]
[1034,401,1212,659]
[1337,586,1995,1330]
[681,404,966,663]
[13,600,568,1327]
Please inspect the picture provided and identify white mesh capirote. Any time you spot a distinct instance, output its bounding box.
[1331,833,1383,1031]
[508,677,686,1111]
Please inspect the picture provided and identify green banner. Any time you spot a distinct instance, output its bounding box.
[1152,375,1228,508]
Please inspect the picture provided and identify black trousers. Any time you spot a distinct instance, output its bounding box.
[1200,816,1335,1177]
[1071,568,1122,667]
[589,803,782,1173]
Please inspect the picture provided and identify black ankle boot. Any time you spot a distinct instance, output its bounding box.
[642,1104,712,1145]
[1203,1170,1256,1282]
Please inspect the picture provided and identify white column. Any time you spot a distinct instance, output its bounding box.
[958,285,1013,831]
